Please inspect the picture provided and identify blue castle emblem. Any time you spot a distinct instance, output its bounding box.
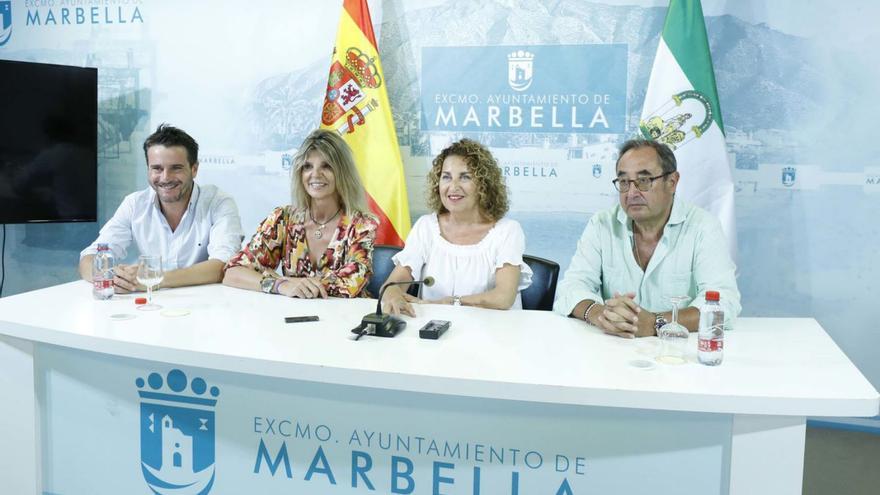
[281,153,293,171]
[0,2,12,47]
[782,166,796,187]
[507,50,534,92]
[592,163,602,178]
[137,369,219,495]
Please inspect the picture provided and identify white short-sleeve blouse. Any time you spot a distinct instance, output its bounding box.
[392,214,533,309]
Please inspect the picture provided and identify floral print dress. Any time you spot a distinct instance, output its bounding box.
[226,206,377,298]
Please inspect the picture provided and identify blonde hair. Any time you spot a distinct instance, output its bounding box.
[426,139,509,221]
[291,129,368,215]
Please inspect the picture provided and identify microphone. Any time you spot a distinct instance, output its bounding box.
[352,276,436,339]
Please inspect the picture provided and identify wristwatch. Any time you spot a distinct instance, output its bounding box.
[260,276,277,294]
[654,313,668,335]
[452,296,462,306]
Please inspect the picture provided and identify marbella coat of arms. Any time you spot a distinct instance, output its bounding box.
[138,369,219,495]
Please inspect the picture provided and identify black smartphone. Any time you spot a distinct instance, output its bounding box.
[284,315,320,323]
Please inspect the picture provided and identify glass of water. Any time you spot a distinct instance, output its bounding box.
[136,255,164,311]
[655,295,690,365]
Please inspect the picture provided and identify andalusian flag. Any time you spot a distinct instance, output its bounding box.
[320,0,410,246]
[640,0,736,258]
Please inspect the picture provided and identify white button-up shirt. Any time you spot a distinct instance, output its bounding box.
[81,184,244,270]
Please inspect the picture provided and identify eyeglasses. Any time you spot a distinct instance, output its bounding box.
[612,172,672,193]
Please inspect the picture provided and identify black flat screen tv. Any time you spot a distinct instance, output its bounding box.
[0,59,98,224]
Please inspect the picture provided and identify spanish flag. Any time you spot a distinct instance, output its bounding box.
[320,0,410,246]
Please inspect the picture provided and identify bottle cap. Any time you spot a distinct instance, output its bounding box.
[135,297,148,305]
[705,291,720,301]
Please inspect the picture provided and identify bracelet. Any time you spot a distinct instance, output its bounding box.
[583,301,599,325]
[272,278,288,295]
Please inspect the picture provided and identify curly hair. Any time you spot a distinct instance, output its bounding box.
[426,139,509,221]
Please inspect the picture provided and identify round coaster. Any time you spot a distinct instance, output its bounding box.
[109,313,136,321]
[628,359,656,370]
[655,355,688,365]
[160,309,191,318]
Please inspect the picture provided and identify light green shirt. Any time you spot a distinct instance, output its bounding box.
[553,198,741,320]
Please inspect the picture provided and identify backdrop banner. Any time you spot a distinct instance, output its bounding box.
[1,0,878,428]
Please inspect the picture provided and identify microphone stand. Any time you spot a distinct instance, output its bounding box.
[352,278,433,339]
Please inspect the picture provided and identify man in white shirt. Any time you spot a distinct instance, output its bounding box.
[79,124,244,292]
[553,139,740,338]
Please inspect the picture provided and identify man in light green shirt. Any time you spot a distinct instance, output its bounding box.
[553,139,740,338]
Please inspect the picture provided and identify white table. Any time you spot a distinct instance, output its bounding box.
[1,282,877,495]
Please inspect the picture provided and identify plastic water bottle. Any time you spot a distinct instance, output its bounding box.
[698,290,724,366]
[92,243,115,300]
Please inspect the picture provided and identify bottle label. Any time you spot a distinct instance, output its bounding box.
[698,338,723,352]
[93,279,112,290]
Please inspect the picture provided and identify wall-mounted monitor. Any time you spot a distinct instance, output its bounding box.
[0,59,98,224]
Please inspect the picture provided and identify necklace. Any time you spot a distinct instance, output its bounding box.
[634,242,643,269]
[633,232,644,270]
[634,230,660,271]
[309,207,341,239]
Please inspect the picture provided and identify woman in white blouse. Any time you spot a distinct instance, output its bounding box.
[382,139,532,316]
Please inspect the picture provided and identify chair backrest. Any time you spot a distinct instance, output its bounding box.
[366,244,402,299]
[366,245,420,299]
[520,254,560,311]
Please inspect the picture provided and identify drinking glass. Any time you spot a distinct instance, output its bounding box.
[655,295,690,365]
[136,255,164,311]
